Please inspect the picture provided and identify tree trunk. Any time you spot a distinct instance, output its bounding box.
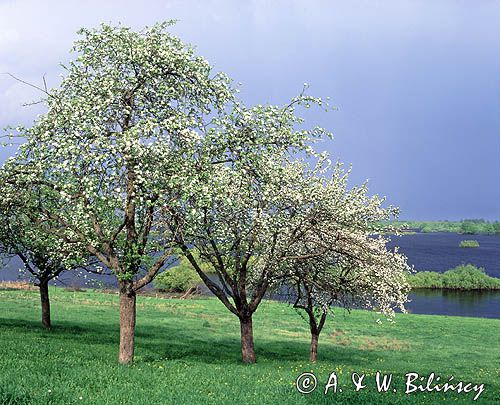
[240,315,256,364]
[310,332,319,362]
[119,280,136,364]
[39,281,51,329]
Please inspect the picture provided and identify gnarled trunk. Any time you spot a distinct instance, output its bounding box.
[119,280,136,364]
[310,332,319,362]
[39,280,51,329]
[240,315,256,364]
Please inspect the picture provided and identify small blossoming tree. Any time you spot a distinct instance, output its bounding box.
[275,165,410,362]
[285,230,410,362]
[0,190,88,329]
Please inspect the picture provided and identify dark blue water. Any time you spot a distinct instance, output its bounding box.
[1,233,499,318]
[407,290,500,319]
[0,256,117,288]
[387,232,500,277]
[387,232,500,318]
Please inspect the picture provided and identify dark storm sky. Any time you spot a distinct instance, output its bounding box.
[1,0,499,220]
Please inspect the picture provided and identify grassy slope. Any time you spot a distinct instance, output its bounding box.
[0,288,498,404]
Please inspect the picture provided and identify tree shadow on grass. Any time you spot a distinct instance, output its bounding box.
[0,316,387,367]
[142,334,378,366]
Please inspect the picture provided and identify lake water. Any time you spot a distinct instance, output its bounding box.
[387,232,500,277]
[386,232,500,319]
[1,232,499,318]
[407,289,500,319]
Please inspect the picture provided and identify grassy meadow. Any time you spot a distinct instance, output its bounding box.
[0,286,498,404]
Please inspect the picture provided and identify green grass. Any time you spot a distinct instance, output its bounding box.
[408,264,500,290]
[0,288,498,404]
[459,239,480,248]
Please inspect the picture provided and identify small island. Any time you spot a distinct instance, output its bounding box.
[459,240,480,248]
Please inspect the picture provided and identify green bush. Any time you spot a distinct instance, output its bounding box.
[154,257,201,292]
[459,239,480,248]
[408,271,443,288]
[408,264,500,290]
[441,264,500,290]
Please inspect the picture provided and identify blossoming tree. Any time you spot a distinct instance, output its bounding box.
[0,190,88,329]
[1,21,234,363]
[283,212,411,362]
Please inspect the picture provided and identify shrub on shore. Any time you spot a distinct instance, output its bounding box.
[153,257,201,293]
[408,264,500,290]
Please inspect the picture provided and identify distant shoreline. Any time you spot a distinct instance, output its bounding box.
[381,219,500,235]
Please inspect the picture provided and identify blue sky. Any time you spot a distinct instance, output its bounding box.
[1,0,499,220]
